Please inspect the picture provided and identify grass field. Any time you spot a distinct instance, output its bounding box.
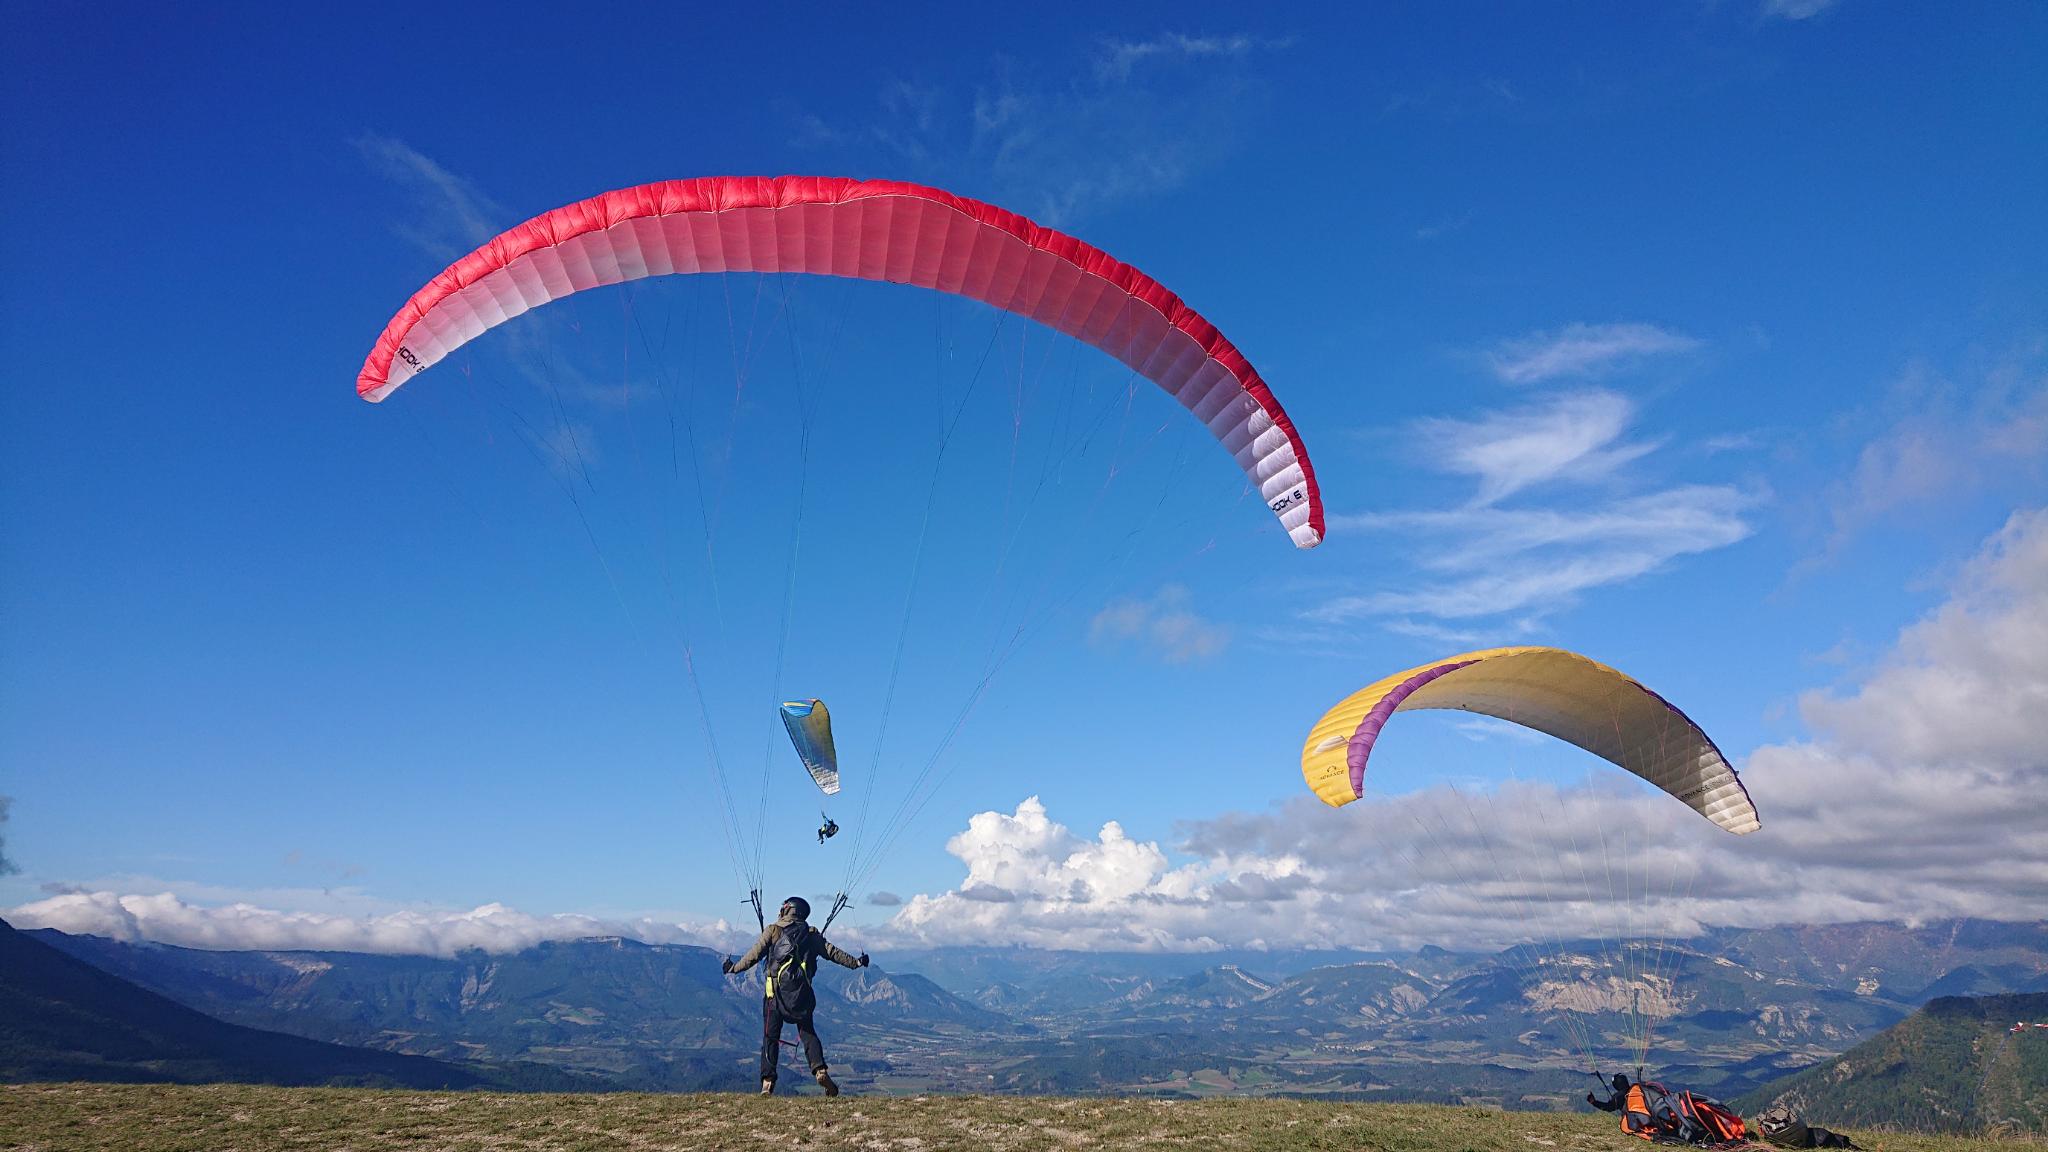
[3,1085,2043,1152]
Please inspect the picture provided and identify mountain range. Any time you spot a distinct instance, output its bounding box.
[10,917,2046,1107]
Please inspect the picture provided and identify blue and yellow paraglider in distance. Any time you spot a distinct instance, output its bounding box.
[780,699,841,843]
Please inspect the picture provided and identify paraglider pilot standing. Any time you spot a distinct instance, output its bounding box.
[723,896,868,1096]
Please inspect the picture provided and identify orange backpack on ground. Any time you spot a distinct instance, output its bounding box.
[1674,1090,1747,1144]
[1621,1081,1663,1139]
[1624,1081,1748,1146]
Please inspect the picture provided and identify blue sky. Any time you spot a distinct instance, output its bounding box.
[3,2,2044,954]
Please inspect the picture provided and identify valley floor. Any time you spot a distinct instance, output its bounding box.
[1,1084,2040,1152]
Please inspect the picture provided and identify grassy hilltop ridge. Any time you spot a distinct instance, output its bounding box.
[2,1084,2038,1152]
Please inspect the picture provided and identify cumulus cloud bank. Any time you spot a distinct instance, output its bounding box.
[5,891,746,958]
[883,796,1253,951]
[16,513,2041,957]
[887,509,2048,951]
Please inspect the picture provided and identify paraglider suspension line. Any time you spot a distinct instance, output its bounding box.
[821,891,851,933]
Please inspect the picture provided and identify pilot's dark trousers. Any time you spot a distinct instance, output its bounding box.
[761,993,827,1083]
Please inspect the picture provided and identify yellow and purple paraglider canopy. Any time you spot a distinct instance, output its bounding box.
[1302,646,1760,834]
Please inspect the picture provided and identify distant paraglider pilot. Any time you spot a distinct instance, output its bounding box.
[722,896,868,1096]
[817,816,839,844]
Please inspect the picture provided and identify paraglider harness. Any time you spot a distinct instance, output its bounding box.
[817,815,839,844]
[764,920,820,1016]
[1596,1072,1747,1146]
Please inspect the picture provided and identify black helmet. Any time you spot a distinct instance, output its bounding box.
[1612,1073,1631,1091]
[781,896,811,920]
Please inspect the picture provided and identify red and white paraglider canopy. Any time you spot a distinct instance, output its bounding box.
[357,176,1323,548]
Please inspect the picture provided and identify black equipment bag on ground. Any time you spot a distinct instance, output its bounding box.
[1756,1106,1858,1149]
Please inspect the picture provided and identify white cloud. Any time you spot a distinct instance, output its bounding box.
[1093,33,1265,83]
[28,512,2041,956]
[882,796,1268,951]
[1308,385,1756,626]
[1488,323,1701,386]
[887,508,2048,951]
[1762,0,1839,20]
[1360,485,1755,571]
[796,36,1283,224]
[1455,718,1548,745]
[876,787,1736,952]
[951,797,1183,904]
[1415,213,1472,242]
[1800,507,2048,771]
[1091,585,1230,663]
[0,796,16,876]
[356,139,640,476]
[537,420,599,484]
[1813,354,2047,558]
[1702,430,1766,455]
[1315,486,1755,622]
[1404,389,1659,506]
[355,133,506,263]
[4,891,745,957]
[1717,509,2048,915]
[1377,617,1506,648]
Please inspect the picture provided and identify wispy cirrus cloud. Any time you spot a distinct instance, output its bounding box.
[1415,213,1472,242]
[354,133,505,263]
[1310,387,1756,626]
[356,137,643,471]
[1454,717,1548,744]
[1309,489,1754,622]
[1762,0,1840,20]
[1340,484,1758,574]
[794,34,1286,225]
[0,797,18,876]
[1810,352,2047,560]
[1375,616,1509,649]
[1406,389,1661,506]
[1092,33,1267,83]
[1488,323,1701,385]
[1091,585,1230,664]
[1703,430,1767,455]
